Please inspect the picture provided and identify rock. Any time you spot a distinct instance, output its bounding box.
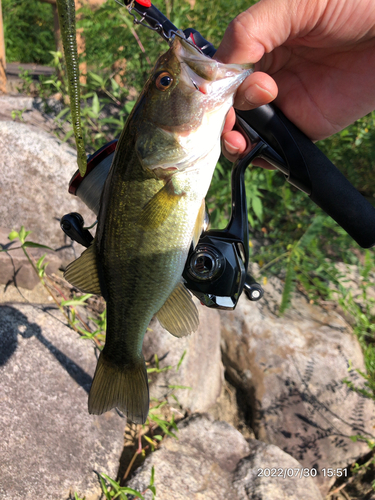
[219,273,375,495]
[0,281,53,305]
[233,440,323,500]
[126,413,251,499]
[0,303,125,500]
[0,95,64,135]
[0,120,95,268]
[0,227,63,289]
[127,413,322,500]
[143,304,223,413]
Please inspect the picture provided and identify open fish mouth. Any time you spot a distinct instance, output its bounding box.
[173,34,253,101]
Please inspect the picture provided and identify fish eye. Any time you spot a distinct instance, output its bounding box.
[155,71,173,91]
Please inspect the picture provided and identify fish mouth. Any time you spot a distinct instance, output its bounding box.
[172,34,253,99]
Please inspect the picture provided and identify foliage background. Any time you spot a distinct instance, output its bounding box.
[2,0,55,64]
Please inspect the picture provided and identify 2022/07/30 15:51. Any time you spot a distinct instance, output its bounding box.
[256,468,348,478]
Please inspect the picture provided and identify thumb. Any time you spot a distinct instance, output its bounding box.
[215,0,320,64]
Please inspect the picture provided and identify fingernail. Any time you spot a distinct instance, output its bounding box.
[245,84,275,106]
[223,140,239,155]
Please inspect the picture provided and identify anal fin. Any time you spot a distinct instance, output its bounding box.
[64,243,102,295]
[156,282,199,337]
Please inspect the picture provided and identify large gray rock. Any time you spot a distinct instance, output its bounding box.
[0,120,94,266]
[0,303,125,500]
[220,272,375,495]
[127,413,323,500]
[143,303,223,413]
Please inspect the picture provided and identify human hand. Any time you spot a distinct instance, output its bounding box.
[216,0,375,163]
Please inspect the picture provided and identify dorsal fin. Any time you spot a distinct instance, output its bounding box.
[64,243,102,295]
[156,282,199,337]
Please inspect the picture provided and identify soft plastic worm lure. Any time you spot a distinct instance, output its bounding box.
[56,0,87,176]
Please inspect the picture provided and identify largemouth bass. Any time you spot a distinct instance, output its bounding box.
[64,34,252,424]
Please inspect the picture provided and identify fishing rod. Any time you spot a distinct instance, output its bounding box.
[61,0,375,310]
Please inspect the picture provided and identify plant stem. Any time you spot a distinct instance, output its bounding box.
[260,251,289,272]
[123,427,147,481]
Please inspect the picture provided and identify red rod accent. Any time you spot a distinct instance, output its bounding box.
[136,0,152,7]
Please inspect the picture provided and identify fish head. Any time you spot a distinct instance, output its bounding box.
[134,33,253,176]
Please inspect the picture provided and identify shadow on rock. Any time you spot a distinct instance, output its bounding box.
[0,305,92,392]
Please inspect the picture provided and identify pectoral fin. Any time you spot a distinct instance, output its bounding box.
[138,180,184,230]
[156,282,199,337]
[64,243,102,295]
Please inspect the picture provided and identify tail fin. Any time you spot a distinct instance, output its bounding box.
[88,352,149,424]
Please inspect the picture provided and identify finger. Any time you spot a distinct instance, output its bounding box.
[222,131,276,170]
[234,71,278,110]
[222,107,236,135]
[223,73,277,138]
[222,130,247,161]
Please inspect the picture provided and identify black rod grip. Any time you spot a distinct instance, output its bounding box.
[279,112,375,248]
[238,106,375,248]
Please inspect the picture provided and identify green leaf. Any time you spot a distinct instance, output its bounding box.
[154,353,159,369]
[115,487,144,499]
[92,93,100,116]
[111,78,120,91]
[176,350,186,371]
[23,241,54,250]
[98,474,110,498]
[149,465,155,485]
[36,254,48,275]
[125,100,136,114]
[143,434,156,451]
[56,107,70,120]
[18,226,31,244]
[89,71,105,86]
[251,196,263,221]
[60,294,93,307]
[169,394,180,406]
[8,230,19,241]
[297,215,326,250]
[63,129,74,142]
